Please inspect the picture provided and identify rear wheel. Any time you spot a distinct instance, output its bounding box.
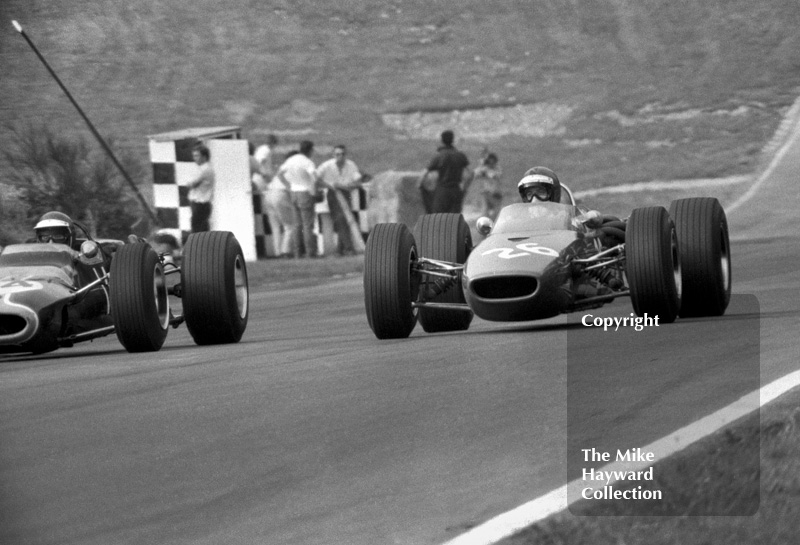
[414,213,473,333]
[110,242,170,352]
[182,231,249,345]
[626,207,681,323]
[363,223,419,339]
[669,198,731,317]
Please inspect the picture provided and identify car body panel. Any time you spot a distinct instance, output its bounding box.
[0,243,114,353]
[462,202,597,322]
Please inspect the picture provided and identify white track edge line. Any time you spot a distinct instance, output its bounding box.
[726,105,800,214]
[572,96,800,207]
[443,100,800,545]
[441,370,800,545]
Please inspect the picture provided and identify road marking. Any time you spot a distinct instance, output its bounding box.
[726,99,800,213]
[444,100,800,545]
[572,95,800,210]
[572,176,749,199]
[441,370,800,545]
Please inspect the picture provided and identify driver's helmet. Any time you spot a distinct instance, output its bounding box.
[518,166,561,203]
[34,211,74,246]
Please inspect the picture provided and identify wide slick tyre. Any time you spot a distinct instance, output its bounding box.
[414,213,473,333]
[363,223,419,339]
[669,197,731,317]
[626,206,681,323]
[110,242,170,352]
[182,231,249,345]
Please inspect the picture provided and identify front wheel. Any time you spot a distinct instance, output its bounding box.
[669,198,731,317]
[182,231,249,345]
[363,223,419,339]
[110,242,170,352]
[626,206,681,323]
[414,213,473,333]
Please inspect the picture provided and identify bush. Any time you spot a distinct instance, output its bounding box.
[1,122,149,243]
[0,185,29,246]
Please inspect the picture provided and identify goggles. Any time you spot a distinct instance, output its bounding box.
[37,230,70,244]
[524,183,553,201]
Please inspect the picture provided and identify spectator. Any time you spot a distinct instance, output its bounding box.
[277,140,320,258]
[249,142,267,194]
[254,134,279,186]
[418,129,471,214]
[264,151,299,258]
[474,152,503,220]
[316,145,369,256]
[187,144,214,233]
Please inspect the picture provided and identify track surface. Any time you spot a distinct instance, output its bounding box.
[2,146,798,544]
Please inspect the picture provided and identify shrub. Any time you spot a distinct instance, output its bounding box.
[1,122,148,242]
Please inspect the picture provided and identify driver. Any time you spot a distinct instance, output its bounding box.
[34,211,75,248]
[517,166,561,203]
[516,166,621,238]
[517,166,625,295]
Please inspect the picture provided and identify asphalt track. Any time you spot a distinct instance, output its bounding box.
[1,140,798,545]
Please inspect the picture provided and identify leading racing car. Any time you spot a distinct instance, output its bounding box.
[363,189,731,339]
[0,221,249,354]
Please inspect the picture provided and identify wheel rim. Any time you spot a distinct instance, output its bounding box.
[409,246,419,318]
[671,226,682,299]
[234,255,248,319]
[153,263,169,329]
[719,221,731,293]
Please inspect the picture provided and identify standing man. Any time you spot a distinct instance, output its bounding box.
[187,144,214,233]
[254,134,279,186]
[264,151,300,258]
[316,145,368,255]
[277,140,320,258]
[418,129,471,214]
[474,152,503,220]
[249,142,267,194]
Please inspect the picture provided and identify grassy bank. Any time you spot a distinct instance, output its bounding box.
[503,393,800,545]
[2,0,799,225]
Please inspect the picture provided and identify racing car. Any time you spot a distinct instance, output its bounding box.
[363,189,730,339]
[0,223,249,354]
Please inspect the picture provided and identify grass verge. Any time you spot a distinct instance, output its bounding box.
[245,254,364,288]
[502,393,800,544]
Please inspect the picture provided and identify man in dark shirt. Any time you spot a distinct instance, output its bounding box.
[418,129,471,214]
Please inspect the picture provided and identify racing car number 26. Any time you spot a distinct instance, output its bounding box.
[482,243,559,259]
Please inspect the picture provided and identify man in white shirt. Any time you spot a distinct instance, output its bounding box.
[277,140,320,258]
[263,151,299,258]
[316,144,367,255]
[253,134,278,192]
[187,144,214,233]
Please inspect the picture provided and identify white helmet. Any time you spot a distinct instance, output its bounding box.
[517,166,561,203]
[34,211,74,246]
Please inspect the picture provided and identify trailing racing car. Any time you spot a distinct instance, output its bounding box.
[363,189,730,339]
[0,223,249,354]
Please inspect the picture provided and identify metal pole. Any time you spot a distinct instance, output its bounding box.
[11,20,160,225]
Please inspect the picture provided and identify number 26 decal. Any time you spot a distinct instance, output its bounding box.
[482,243,559,259]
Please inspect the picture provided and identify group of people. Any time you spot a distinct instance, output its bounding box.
[250,136,369,259]
[169,136,370,259]
[111,129,584,262]
[187,129,507,259]
[418,129,505,221]
[32,158,601,252]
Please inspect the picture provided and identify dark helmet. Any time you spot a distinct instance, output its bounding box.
[517,166,561,203]
[34,211,74,246]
